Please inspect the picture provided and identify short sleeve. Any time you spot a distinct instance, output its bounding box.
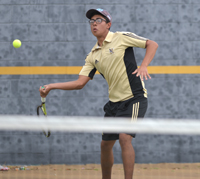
[79,53,97,79]
[120,31,148,49]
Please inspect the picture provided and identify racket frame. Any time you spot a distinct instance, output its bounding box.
[37,97,51,137]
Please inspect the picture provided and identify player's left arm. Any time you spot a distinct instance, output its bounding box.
[132,40,158,81]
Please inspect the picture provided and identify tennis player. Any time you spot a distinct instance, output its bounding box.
[39,8,158,179]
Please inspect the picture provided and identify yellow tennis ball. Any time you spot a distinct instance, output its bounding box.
[13,39,21,48]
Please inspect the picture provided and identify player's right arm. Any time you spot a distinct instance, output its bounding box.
[39,75,91,98]
[39,52,96,98]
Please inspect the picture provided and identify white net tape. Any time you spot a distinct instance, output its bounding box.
[0,116,200,135]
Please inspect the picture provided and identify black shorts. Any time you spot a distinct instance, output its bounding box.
[102,96,148,141]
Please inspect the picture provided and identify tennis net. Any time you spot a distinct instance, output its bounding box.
[1,116,200,134]
[0,116,200,179]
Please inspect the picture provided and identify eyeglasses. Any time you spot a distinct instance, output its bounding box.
[89,18,106,25]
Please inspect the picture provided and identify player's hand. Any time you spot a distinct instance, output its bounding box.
[132,65,151,81]
[39,85,50,98]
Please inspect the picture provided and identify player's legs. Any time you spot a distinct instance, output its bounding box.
[102,97,147,179]
[119,133,135,179]
[101,140,116,179]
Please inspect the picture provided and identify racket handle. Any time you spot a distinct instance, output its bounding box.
[41,97,46,102]
[41,86,46,102]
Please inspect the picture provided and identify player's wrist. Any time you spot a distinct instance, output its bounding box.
[48,84,54,90]
[140,63,148,68]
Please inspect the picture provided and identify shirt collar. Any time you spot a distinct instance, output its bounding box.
[105,31,114,42]
[92,31,114,52]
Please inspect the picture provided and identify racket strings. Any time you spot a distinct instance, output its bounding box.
[37,103,51,137]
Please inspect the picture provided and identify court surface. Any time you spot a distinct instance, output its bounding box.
[0,163,200,179]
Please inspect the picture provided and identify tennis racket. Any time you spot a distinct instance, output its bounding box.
[37,87,51,137]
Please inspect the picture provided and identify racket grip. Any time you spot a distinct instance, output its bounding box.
[41,86,46,102]
[41,97,46,102]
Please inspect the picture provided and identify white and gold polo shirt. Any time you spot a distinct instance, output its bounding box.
[79,31,148,102]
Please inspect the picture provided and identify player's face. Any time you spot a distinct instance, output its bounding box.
[90,14,111,38]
